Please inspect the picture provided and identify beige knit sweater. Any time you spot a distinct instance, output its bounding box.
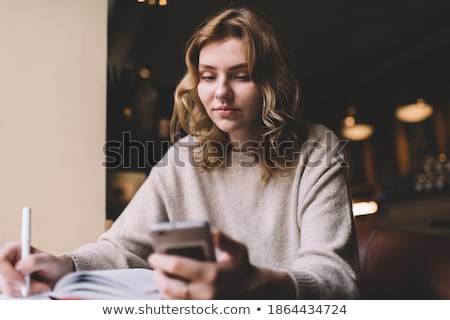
[69,124,360,299]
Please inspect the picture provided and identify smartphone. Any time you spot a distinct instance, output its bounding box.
[150,220,216,261]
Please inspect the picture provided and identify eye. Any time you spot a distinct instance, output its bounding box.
[199,71,216,81]
[233,73,250,81]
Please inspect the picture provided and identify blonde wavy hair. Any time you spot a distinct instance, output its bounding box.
[170,7,308,182]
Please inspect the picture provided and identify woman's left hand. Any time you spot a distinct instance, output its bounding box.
[148,231,296,299]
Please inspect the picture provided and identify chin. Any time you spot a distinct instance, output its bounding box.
[213,122,238,135]
[217,126,239,136]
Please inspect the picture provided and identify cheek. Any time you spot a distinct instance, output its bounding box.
[197,84,211,105]
[243,88,263,114]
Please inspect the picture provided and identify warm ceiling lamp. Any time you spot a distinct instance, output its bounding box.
[395,98,434,123]
[341,106,374,141]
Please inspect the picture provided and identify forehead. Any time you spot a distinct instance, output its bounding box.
[198,37,248,67]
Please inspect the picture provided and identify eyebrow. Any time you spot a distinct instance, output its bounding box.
[198,63,248,71]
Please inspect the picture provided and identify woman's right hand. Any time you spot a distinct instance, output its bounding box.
[0,241,74,297]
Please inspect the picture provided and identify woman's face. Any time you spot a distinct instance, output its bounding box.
[197,37,262,144]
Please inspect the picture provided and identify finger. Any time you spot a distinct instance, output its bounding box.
[153,269,190,299]
[29,279,52,295]
[149,254,219,299]
[15,252,54,276]
[0,241,22,262]
[0,281,23,297]
[0,243,49,297]
[0,242,26,296]
[3,244,43,264]
[0,261,23,297]
[213,231,248,261]
[30,246,43,255]
[11,244,44,276]
[149,253,212,282]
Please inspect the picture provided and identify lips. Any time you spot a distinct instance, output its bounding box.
[212,106,240,117]
[213,106,239,111]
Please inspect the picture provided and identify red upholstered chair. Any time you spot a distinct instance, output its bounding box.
[357,228,450,299]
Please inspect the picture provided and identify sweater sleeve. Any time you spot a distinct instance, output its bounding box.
[288,126,360,299]
[68,160,171,271]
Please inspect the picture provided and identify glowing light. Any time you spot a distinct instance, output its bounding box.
[139,68,151,79]
[352,201,378,216]
[122,107,132,118]
[342,124,374,141]
[344,116,355,127]
[396,98,433,123]
[341,105,373,141]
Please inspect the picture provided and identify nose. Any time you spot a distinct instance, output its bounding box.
[215,77,233,101]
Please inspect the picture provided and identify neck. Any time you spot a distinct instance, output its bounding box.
[229,139,260,152]
[228,128,261,151]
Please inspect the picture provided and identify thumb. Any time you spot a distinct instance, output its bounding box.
[213,231,248,261]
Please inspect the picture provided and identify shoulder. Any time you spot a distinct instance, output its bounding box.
[305,123,339,143]
[300,123,347,167]
[153,134,199,170]
[177,134,200,147]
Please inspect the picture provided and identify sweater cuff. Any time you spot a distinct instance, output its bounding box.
[285,270,320,299]
[65,253,94,271]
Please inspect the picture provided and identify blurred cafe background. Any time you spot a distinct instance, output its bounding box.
[1,0,448,298]
[106,0,450,236]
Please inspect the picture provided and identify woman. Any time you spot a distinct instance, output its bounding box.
[0,7,359,299]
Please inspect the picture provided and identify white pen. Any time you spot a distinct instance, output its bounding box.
[21,207,31,297]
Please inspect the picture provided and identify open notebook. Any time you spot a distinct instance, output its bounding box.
[21,268,161,300]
